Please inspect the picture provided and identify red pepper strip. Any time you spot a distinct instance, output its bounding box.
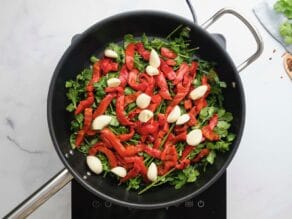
[202,75,208,85]
[166,82,191,114]
[116,154,133,169]
[91,61,101,83]
[189,61,198,77]
[192,148,210,163]
[128,69,147,91]
[105,86,124,94]
[75,130,85,148]
[175,159,190,170]
[181,145,194,160]
[165,59,176,66]
[173,63,189,85]
[136,120,159,136]
[195,98,207,113]
[125,43,135,70]
[88,142,104,155]
[174,124,188,134]
[118,127,135,142]
[172,132,187,143]
[148,94,162,112]
[209,114,218,130]
[86,130,97,136]
[160,59,176,80]
[135,42,150,60]
[100,128,142,156]
[92,93,116,118]
[160,47,177,59]
[159,144,178,175]
[184,99,192,110]
[75,93,94,115]
[124,91,141,106]
[143,146,162,159]
[120,164,140,183]
[89,145,117,168]
[188,106,198,126]
[175,145,194,169]
[128,108,142,120]
[139,73,155,95]
[202,126,220,141]
[123,156,147,175]
[100,58,119,74]
[83,108,93,132]
[116,95,134,126]
[156,71,172,100]
[119,65,129,88]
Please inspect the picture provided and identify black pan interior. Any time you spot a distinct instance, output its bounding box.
[47,11,245,209]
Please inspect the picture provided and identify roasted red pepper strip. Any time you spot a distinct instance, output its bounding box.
[192,148,210,163]
[89,145,117,168]
[165,59,176,66]
[123,156,147,175]
[176,145,193,170]
[124,91,141,106]
[92,93,116,118]
[189,61,198,77]
[91,61,101,84]
[156,71,172,100]
[188,106,198,126]
[173,62,189,85]
[172,132,187,143]
[119,65,129,88]
[118,127,135,142]
[105,86,124,94]
[143,146,161,159]
[100,58,118,74]
[125,43,135,70]
[195,98,207,113]
[100,129,142,156]
[202,126,220,141]
[159,144,178,175]
[75,130,85,148]
[116,95,134,126]
[128,69,147,91]
[135,42,150,60]
[139,73,155,95]
[209,114,218,130]
[120,165,140,183]
[148,94,162,112]
[75,93,94,115]
[160,59,176,80]
[160,47,177,59]
[83,108,93,132]
[184,99,192,110]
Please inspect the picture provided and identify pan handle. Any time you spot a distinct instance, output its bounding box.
[201,8,264,72]
[4,168,73,219]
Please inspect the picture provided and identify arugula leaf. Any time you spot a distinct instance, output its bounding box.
[96,153,110,172]
[274,0,292,19]
[124,34,137,48]
[107,43,125,63]
[170,166,200,189]
[127,177,142,190]
[279,21,292,44]
[134,53,147,72]
[206,150,216,164]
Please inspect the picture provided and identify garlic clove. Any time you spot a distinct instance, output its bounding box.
[146,65,159,76]
[167,105,181,123]
[86,156,103,174]
[186,129,203,146]
[104,48,118,59]
[111,166,127,178]
[149,49,161,68]
[138,109,154,123]
[176,114,190,125]
[92,115,112,130]
[136,93,151,109]
[107,78,121,88]
[147,162,158,182]
[189,85,208,100]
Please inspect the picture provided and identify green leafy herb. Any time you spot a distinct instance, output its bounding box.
[274,0,292,19]
[279,21,292,44]
[170,166,200,189]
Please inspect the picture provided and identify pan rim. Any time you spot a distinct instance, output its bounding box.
[47,9,245,209]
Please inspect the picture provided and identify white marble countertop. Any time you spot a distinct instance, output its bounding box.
[1,0,292,218]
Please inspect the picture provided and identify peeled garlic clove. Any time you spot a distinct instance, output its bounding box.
[147,162,158,182]
[149,49,160,68]
[176,114,190,125]
[146,65,159,76]
[92,115,112,130]
[138,109,153,123]
[87,156,103,174]
[104,48,118,59]
[111,166,127,178]
[186,129,203,146]
[107,78,121,88]
[136,93,151,109]
[167,105,181,123]
[189,85,208,100]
